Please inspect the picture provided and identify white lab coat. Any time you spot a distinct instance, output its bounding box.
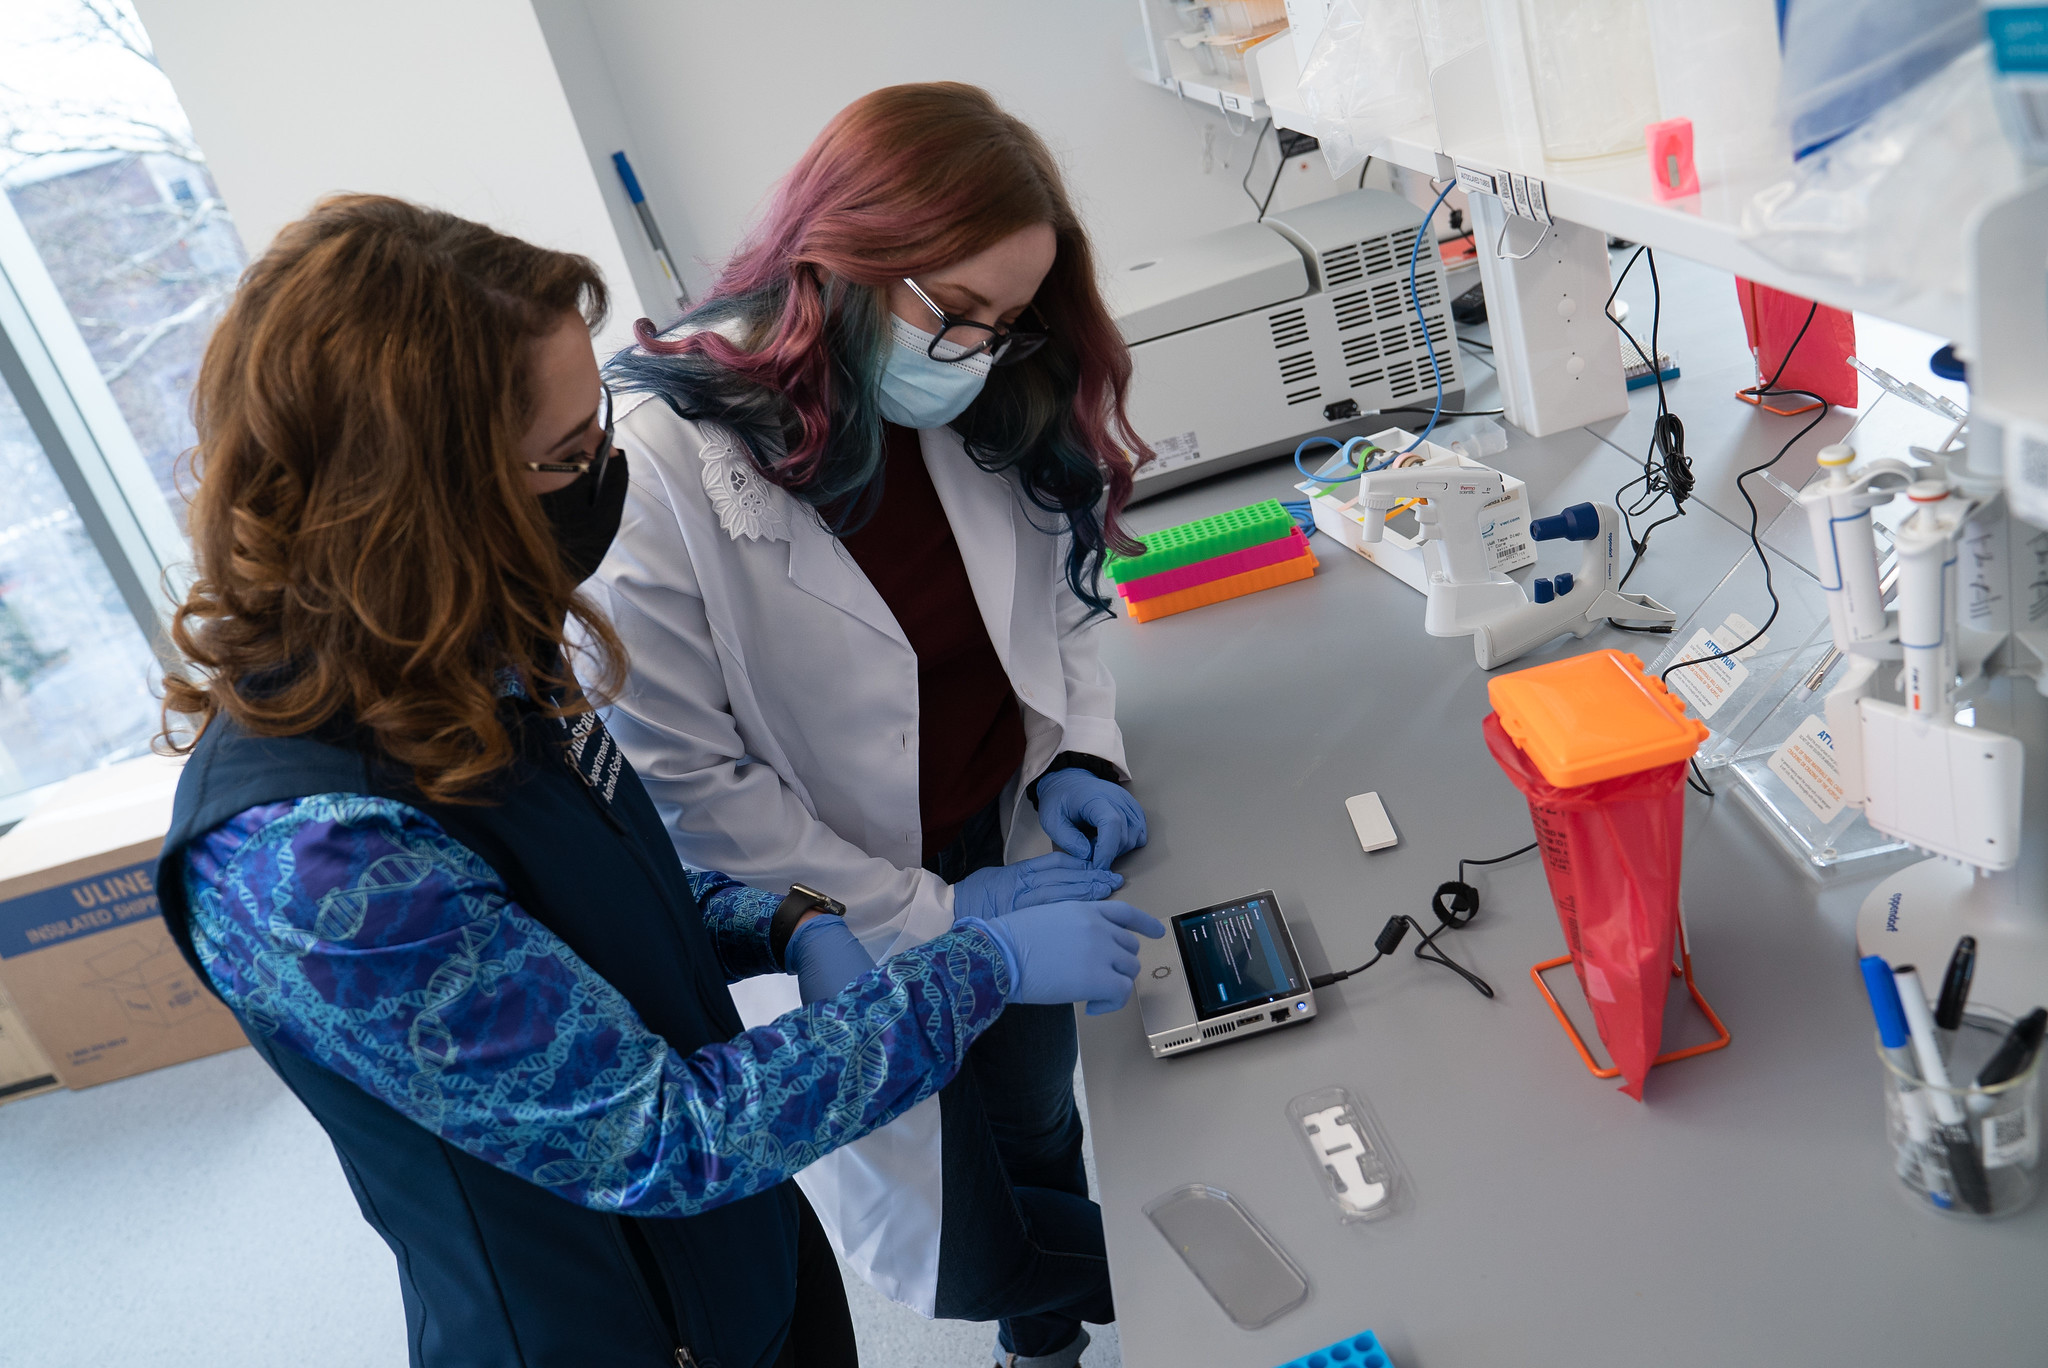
[593,391,1127,1315]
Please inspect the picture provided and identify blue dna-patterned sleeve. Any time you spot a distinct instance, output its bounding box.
[183,794,1009,1217]
[678,866,784,982]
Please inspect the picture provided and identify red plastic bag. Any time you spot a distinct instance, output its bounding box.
[1483,713,1687,1101]
[1735,278,1856,409]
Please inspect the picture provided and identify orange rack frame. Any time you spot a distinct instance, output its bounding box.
[1529,918,1731,1080]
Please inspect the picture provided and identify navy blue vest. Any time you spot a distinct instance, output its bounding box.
[156,710,801,1368]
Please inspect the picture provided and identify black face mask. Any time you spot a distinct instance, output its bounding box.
[537,449,630,584]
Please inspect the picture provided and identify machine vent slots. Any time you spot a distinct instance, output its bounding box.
[1268,307,1310,350]
[1332,290,1374,331]
[1384,358,1419,398]
[1349,366,1385,391]
[1359,234,1395,277]
[1321,242,1364,287]
[1200,1019,1240,1040]
[1343,334,1381,367]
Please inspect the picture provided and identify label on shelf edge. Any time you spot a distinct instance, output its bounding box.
[1454,163,1497,198]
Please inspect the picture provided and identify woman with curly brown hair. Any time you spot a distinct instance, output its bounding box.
[151,193,1160,1368]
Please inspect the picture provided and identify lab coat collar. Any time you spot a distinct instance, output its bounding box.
[784,507,908,649]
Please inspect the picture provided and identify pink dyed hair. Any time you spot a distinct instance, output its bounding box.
[633,82,1149,545]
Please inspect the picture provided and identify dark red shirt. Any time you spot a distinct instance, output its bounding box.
[841,424,1027,857]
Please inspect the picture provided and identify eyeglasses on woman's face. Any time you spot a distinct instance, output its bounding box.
[522,382,617,505]
[900,277,1048,367]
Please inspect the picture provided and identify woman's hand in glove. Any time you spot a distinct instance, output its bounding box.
[966,900,1165,1015]
[952,850,1123,922]
[785,913,876,1005]
[1034,769,1148,870]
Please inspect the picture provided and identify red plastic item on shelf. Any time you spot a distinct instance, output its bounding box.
[1482,712,1689,1101]
[1645,117,1698,200]
[1118,529,1310,603]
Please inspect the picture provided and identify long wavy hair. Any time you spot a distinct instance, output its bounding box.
[607,82,1150,613]
[160,193,622,802]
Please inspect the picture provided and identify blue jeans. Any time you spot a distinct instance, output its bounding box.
[928,800,1113,1361]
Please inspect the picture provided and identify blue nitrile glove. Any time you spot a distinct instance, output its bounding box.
[1035,768,1148,870]
[786,912,876,1005]
[963,900,1165,1015]
[952,850,1124,921]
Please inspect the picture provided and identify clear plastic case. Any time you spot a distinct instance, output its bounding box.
[1287,1086,1407,1223]
[1144,1184,1310,1329]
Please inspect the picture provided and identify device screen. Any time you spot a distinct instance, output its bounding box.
[1173,892,1307,1021]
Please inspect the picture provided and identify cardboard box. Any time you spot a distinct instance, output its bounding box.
[0,753,247,1089]
[0,976,59,1106]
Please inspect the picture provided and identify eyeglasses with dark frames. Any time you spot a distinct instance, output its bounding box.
[523,383,617,505]
[900,277,1049,366]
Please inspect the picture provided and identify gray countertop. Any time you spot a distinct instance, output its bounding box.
[1080,345,2045,1368]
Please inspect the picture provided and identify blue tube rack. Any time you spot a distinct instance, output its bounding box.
[1270,1328,1395,1368]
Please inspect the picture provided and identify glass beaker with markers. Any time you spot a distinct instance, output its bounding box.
[1879,1007,2043,1219]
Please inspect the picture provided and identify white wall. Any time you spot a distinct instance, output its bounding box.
[132,0,649,355]
[546,0,1366,318]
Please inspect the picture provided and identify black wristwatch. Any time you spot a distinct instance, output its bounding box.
[770,883,848,971]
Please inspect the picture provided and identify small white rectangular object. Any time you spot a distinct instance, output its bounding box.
[1345,792,1397,853]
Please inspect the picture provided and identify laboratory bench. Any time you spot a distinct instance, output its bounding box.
[1082,302,2044,1368]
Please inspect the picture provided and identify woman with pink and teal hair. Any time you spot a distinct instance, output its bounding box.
[598,82,1157,1368]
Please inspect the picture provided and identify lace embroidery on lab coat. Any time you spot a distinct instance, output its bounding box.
[700,433,791,543]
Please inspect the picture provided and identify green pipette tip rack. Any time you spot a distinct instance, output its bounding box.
[1107,498,1295,584]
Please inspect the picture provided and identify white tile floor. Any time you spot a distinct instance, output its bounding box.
[0,1046,1121,1368]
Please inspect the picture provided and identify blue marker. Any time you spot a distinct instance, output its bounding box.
[1860,955,1947,1206]
[611,151,690,312]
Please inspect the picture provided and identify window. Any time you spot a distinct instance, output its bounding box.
[0,0,245,819]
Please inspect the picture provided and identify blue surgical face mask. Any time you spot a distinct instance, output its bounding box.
[878,314,992,429]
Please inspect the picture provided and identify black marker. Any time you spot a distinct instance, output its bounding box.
[1975,1008,2047,1090]
[1933,936,1976,1032]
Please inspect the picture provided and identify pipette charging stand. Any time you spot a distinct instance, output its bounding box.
[1851,178,2048,1018]
[1857,668,2048,1018]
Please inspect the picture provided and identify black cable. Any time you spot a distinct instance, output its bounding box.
[1656,300,1827,694]
[1659,384,1828,692]
[1240,118,1275,217]
[1687,757,1715,798]
[1456,334,1493,352]
[1604,249,1693,591]
[1357,154,1374,189]
[1237,119,1288,222]
[1312,841,1536,997]
[1259,150,1287,220]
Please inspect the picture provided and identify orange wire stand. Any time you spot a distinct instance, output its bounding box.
[1734,383,1823,418]
[1528,919,1731,1080]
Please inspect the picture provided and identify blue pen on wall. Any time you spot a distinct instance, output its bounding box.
[612,151,691,312]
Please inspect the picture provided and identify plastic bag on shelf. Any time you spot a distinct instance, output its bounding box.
[1417,0,1486,70]
[1296,0,1432,176]
[1742,44,2025,301]
[1776,0,1982,158]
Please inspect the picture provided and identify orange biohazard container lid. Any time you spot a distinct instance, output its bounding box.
[1485,649,1709,788]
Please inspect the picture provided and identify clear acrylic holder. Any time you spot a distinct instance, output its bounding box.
[1648,494,1911,879]
[1287,1085,1407,1224]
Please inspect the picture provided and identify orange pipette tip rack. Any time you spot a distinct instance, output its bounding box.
[1485,648,1708,788]
[1123,546,1318,622]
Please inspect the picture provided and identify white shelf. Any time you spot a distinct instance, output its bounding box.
[1361,129,1967,341]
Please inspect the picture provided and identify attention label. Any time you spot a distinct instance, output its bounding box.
[1766,714,1845,822]
[1665,614,1767,721]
